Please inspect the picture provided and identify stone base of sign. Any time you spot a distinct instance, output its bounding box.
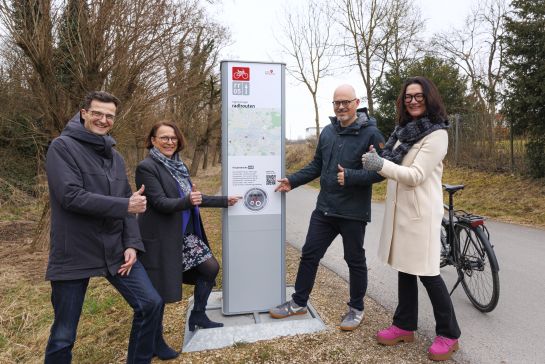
[182,286,326,352]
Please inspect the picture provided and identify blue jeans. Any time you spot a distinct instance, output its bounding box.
[44,260,163,364]
[293,209,368,311]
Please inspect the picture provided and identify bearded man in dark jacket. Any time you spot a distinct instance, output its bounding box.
[269,84,384,331]
[44,91,162,364]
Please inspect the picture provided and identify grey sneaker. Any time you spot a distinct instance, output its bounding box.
[269,299,308,319]
[339,306,364,331]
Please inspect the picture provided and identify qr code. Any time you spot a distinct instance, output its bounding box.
[266,174,276,185]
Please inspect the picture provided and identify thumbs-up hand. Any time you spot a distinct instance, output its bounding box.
[128,185,146,213]
[337,164,345,186]
[190,183,202,206]
[361,145,384,171]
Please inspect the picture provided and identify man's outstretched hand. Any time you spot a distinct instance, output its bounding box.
[275,178,292,192]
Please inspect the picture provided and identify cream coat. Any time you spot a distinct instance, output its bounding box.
[377,129,448,276]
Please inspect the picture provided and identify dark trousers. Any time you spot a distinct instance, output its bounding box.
[44,260,163,364]
[393,271,461,339]
[292,209,368,311]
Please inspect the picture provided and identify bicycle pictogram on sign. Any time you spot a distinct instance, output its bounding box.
[232,67,250,81]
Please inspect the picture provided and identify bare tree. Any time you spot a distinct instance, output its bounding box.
[189,75,221,176]
[337,0,424,113]
[158,15,228,174]
[383,0,425,78]
[431,0,508,142]
[0,0,226,248]
[338,0,392,113]
[277,0,335,140]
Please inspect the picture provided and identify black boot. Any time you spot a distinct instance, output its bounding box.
[188,279,223,331]
[154,304,179,360]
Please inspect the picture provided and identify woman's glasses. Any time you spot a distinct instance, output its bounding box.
[404,93,425,103]
[156,136,178,143]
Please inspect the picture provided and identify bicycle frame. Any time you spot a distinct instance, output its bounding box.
[443,189,499,295]
[441,184,501,312]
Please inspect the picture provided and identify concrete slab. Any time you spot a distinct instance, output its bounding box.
[182,286,327,352]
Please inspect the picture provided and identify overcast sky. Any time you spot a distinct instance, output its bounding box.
[209,0,478,139]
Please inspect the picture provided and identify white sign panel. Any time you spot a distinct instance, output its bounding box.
[221,60,285,314]
[226,63,282,216]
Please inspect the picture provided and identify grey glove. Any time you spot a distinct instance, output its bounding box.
[361,149,384,171]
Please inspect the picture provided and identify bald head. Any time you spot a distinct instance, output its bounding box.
[332,84,360,126]
[333,84,357,99]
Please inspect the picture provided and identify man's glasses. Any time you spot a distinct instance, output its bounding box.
[404,93,425,103]
[332,99,357,108]
[156,136,178,143]
[87,109,115,122]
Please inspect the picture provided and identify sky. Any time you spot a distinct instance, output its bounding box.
[208,0,478,140]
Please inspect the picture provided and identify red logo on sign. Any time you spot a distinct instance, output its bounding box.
[232,67,250,81]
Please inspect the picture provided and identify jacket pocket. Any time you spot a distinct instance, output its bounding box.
[400,186,421,220]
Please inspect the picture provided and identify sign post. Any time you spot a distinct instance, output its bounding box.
[221,61,285,314]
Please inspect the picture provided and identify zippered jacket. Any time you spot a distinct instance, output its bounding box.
[288,112,385,221]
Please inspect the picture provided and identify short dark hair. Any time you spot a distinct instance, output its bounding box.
[82,91,120,110]
[145,120,186,153]
[396,76,447,126]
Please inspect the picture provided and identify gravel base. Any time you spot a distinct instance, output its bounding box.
[160,244,455,363]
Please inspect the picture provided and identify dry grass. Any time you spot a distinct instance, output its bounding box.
[0,164,448,363]
[441,164,545,227]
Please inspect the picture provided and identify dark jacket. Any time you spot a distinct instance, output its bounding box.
[45,113,143,281]
[135,156,227,303]
[288,111,385,221]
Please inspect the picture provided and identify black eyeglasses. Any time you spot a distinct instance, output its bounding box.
[404,93,425,103]
[86,109,116,122]
[332,99,357,108]
[156,136,178,143]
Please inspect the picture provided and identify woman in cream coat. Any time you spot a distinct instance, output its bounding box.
[362,76,461,362]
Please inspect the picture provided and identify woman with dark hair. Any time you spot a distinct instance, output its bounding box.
[135,121,241,360]
[362,76,461,361]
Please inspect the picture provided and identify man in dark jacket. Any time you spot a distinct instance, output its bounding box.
[270,84,384,331]
[44,91,162,364]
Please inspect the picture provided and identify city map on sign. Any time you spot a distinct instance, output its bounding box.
[228,108,281,156]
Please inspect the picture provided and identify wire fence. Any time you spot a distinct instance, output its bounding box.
[445,112,528,174]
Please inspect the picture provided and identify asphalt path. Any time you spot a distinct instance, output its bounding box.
[285,185,545,364]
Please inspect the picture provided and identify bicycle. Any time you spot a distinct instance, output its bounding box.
[440,184,500,312]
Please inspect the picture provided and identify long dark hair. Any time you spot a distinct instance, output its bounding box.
[396,76,447,126]
[145,120,187,153]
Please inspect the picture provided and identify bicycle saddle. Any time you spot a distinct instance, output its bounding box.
[443,184,465,193]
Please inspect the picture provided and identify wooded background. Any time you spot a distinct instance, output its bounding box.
[0,0,543,249]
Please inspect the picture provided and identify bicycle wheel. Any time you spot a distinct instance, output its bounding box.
[440,218,450,268]
[455,222,500,312]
